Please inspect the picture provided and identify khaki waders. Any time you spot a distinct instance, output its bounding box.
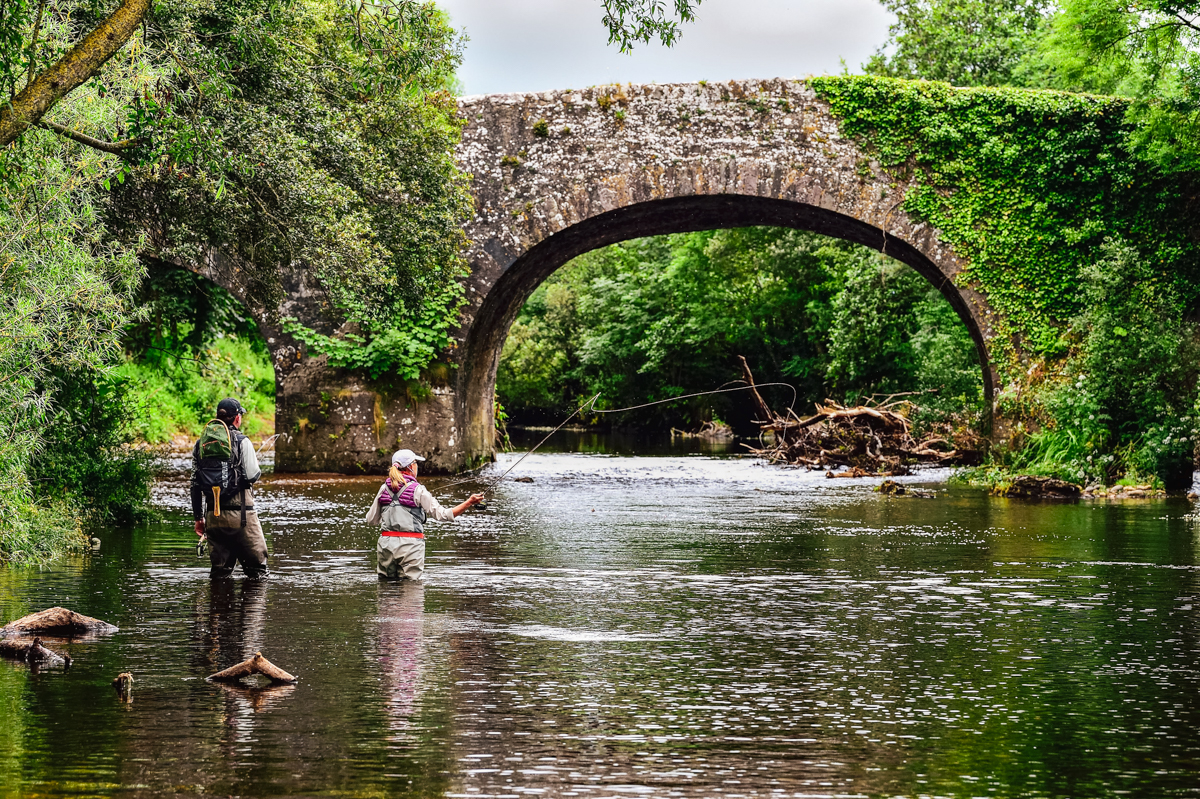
[206,487,268,578]
[377,534,425,581]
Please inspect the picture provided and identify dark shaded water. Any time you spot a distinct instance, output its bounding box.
[4,451,1200,798]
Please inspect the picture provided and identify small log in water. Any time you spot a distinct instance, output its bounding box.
[207,652,297,684]
[1,607,118,637]
[0,637,71,667]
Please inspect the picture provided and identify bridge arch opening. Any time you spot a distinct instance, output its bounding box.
[460,195,995,460]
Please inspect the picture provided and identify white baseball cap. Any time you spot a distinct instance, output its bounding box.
[392,449,426,468]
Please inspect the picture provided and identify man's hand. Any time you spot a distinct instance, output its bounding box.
[467,493,486,507]
[194,520,206,537]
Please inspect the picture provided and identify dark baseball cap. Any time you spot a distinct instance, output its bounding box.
[216,398,247,419]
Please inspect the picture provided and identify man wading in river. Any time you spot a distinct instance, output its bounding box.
[192,398,267,578]
[365,449,485,581]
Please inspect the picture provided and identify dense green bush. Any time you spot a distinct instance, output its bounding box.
[1027,238,1199,486]
[118,264,276,443]
[28,368,154,527]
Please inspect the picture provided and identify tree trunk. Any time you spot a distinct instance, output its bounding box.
[0,0,153,148]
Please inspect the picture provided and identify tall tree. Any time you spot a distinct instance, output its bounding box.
[865,0,1052,87]
[1039,0,1200,168]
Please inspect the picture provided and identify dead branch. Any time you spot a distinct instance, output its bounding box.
[735,357,980,473]
[0,637,71,667]
[207,652,298,684]
[737,355,774,423]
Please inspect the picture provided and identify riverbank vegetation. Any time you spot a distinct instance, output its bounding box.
[815,0,1200,490]
[0,0,471,562]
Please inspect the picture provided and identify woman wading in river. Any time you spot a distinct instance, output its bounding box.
[364,449,485,581]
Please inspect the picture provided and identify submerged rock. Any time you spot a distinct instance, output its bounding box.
[1,607,118,638]
[996,476,1082,499]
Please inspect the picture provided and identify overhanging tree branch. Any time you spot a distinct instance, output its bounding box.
[0,0,152,148]
[35,119,141,157]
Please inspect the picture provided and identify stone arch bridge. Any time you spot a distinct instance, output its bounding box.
[200,78,1003,473]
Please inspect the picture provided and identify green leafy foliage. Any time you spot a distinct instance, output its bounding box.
[826,257,983,417]
[813,75,1200,484]
[866,0,1052,87]
[28,368,155,527]
[0,106,141,561]
[101,0,472,327]
[1037,0,1200,170]
[125,261,265,360]
[600,0,701,51]
[281,278,466,381]
[810,76,1200,371]
[115,328,277,444]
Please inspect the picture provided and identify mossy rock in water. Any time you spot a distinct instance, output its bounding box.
[995,476,1081,499]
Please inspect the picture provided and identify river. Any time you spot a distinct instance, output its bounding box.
[2,439,1200,797]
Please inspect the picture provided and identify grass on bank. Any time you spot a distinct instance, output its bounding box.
[114,333,276,445]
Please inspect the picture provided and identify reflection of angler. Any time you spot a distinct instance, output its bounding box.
[202,578,292,732]
[378,583,425,735]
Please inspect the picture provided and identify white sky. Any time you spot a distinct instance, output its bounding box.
[438,0,895,96]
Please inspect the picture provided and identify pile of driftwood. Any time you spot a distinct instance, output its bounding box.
[735,358,980,475]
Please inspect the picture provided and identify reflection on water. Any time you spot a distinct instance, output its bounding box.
[2,452,1200,797]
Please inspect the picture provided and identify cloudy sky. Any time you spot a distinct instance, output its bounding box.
[438,0,895,96]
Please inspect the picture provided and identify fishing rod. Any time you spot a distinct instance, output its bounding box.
[440,380,799,497]
[257,434,281,454]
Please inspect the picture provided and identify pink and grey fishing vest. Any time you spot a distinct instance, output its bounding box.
[379,477,426,536]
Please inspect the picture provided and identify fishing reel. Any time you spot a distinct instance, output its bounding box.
[196,535,207,558]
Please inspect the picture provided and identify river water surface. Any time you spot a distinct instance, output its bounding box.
[3,445,1200,798]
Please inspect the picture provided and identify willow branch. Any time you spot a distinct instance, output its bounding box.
[36,119,141,156]
[24,0,48,91]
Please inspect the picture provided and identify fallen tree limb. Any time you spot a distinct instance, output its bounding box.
[207,652,297,684]
[0,637,71,667]
[736,359,981,472]
[1,607,118,638]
